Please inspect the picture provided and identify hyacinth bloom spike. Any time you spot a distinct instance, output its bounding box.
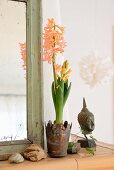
[43,19,72,124]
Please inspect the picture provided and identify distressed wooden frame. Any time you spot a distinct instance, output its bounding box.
[0,0,43,155]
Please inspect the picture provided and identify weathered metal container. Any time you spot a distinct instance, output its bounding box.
[46,121,72,157]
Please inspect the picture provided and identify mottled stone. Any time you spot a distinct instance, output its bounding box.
[23,144,47,162]
[8,153,24,163]
[0,154,10,161]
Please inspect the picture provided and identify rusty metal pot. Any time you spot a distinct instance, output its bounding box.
[46,121,72,157]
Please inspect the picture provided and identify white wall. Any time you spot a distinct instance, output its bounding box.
[42,0,114,144]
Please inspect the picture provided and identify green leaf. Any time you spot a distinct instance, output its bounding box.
[68,142,74,147]
[86,147,95,155]
[63,82,71,107]
[55,85,64,123]
[57,78,64,90]
[51,82,56,109]
[64,80,68,94]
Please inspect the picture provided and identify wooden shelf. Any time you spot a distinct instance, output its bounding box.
[0,141,114,170]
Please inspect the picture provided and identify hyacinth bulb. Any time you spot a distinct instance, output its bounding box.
[79,54,114,87]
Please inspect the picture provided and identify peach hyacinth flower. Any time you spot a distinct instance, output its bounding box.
[19,42,26,70]
[55,64,62,73]
[42,18,66,64]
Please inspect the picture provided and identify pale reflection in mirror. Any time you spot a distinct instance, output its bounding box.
[0,0,27,141]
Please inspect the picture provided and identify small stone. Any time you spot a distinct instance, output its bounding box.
[24,144,42,152]
[23,144,47,162]
[0,154,10,161]
[8,153,24,163]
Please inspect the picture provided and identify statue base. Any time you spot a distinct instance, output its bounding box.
[78,139,96,148]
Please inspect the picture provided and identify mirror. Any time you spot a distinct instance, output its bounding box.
[0,0,27,141]
[43,0,114,145]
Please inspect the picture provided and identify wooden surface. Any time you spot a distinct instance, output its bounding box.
[0,158,77,170]
[0,142,114,170]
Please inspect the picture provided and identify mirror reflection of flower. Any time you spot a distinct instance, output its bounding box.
[19,42,26,70]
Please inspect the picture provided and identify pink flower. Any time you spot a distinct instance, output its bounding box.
[55,64,62,73]
[42,18,66,63]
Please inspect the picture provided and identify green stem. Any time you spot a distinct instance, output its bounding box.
[52,55,57,92]
[56,112,63,124]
